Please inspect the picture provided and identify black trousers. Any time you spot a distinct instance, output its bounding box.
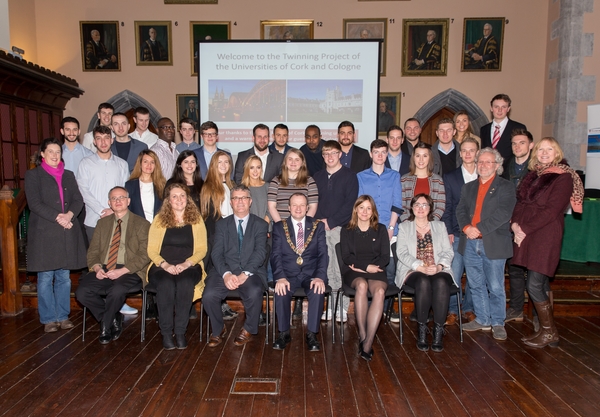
[507,258,527,311]
[148,265,201,336]
[274,278,324,334]
[76,270,142,327]
[203,273,264,337]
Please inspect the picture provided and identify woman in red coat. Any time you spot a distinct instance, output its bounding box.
[511,137,584,348]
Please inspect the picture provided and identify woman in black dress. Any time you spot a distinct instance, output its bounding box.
[165,150,203,208]
[340,195,390,361]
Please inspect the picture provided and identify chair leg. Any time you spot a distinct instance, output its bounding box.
[265,291,269,345]
[82,306,87,342]
[199,299,203,342]
[339,291,345,344]
[329,293,335,344]
[399,294,403,344]
[141,291,146,342]
[457,289,464,343]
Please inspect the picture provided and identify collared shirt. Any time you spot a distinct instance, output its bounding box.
[255,147,269,178]
[77,153,130,227]
[62,142,93,176]
[81,130,115,153]
[340,146,354,169]
[292,216,306,247]
[103,211,129,266]
[203,146,218,170]
[437,141,456,155]
[461,165,478,184]
[176,141,200,153]
[357,167,402,233]
[387,152,402,172]
[151,139,179,179]
[130,129,159,148]
[223,213,252,279]
[490,117,509,139]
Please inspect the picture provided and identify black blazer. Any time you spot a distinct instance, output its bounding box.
[208,214,269,286]
[234,147,284,184]
[271,217,328,284]
[441,167,466,236]
[125,179,162,220]
[349,145,372,174]
[385,151,411,176]
[111,137,148,173]
[480,119,526,161]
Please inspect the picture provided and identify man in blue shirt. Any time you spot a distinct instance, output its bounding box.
[61,116,92,176]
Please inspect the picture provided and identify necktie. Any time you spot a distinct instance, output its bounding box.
[492,125,501,148]
[297,222,304,251]
[238,219,244,253]
[106,219,122,270]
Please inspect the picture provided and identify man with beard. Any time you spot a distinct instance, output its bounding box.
[337,120,371,174]
[300,124,325,176]
[384,125,410,176]
[268,123,293,155]
[151,117,180,179]
[234,124,284,183]
[61,117,92,176]
[402,118,423,157]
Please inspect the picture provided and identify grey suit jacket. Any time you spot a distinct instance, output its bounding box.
[208,213,269,286]
[456,174,516,259]
[111,137,148,173]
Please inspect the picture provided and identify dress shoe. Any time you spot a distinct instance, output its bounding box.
[208,326,227,348]
[111,312,124,341]
[162,334,176,350]
[175,334,188,350]
[58,319,74,329]
[445,313,458,326]
[234,328,253,346]
[463,311,477,323]
[99,322,112,344]
[306,331,320,352]
[258,312,267,327]
[44,323,59,333]
[293,298,303,318]
[358,340,372,361]
[273,331,291,350]
[222,302,238,320]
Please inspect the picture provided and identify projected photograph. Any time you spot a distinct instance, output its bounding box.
[135,21,172,65]
[378,93,401,135]
[343,18,387,76]
[462,18,505,72]
[190,21,230,76]
[287,80,363,123]
[260,20,314,40]
[208,80,286,122]
[80,21,120,71]
[402,19,449,76]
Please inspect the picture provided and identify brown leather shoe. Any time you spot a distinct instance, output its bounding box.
[234,328,252,346]
[207,326,227,348]
[445,313,458,326]
[463,311,476,323]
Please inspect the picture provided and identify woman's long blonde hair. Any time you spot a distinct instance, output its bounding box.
[278,148,309,187]
[200,151,235,219]
[129,149,166,198]
[241,155,264,187]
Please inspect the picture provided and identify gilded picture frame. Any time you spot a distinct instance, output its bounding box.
[402,19,449,76]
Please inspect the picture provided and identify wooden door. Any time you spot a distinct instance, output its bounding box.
[420,107,455,145]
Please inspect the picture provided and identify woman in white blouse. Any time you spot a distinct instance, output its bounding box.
[125,150,166,222]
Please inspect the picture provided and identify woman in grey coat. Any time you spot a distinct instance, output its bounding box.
[25,138,87,332]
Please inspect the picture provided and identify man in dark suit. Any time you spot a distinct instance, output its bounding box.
[480,94,526,161]
[384,125,410,176]
[337,120,371,174]
[234,124,284,183]
[203,185,269,347]
[441,137,479,326]
[75,186,150,344]
[456,148,516,341]
[271,193,328,351]
[300,124,325,176]
[110,113,148,173]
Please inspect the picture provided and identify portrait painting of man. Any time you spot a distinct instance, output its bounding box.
[344,18,387,76]
[191,22,230,76]
[260,20,314,40]
[80,22,120,72]
[462,18,505,72]
[135,21,173,66]
[402,19,449,76]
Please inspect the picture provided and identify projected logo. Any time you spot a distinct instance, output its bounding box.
[208,80,286,122]
[286,80,363,123]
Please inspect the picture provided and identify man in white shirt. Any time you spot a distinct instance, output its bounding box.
[151,117,179,180]
[61,116,92,176]
[130,107,158,148]
[82,103,114,151]
[480,94,527,161]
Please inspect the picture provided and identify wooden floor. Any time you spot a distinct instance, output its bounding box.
[2,308,600,417]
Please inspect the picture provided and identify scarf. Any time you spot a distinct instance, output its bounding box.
[534,161,584,213]
[41,160,65,210]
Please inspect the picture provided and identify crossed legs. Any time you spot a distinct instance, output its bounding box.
[352,278,387,354]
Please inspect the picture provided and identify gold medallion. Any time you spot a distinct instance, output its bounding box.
[296,256,303,265]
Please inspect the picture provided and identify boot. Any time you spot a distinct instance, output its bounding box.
[431,323,444,352]
[416,323,429,352]
[523,290,553,340]
[523,300,559,348]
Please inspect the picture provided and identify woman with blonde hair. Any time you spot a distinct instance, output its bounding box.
[125,149,165,222]
[147,183,208,350]
[241,155,270,223]
[511,137,584,348]
[453,110,481,145]
[268,148,318,222]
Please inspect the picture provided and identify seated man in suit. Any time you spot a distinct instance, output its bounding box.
[271,193,328,351]
[75,186,150,344]
[203,185,269,347]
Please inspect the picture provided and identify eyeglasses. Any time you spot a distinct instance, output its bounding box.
[159,126,175,130]
[231,196,251,202]
[413,203,429,209]
[322,151,340,157]
[109,196,128,202]
[202,132,217,137]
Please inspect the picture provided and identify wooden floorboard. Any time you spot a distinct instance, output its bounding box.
[1,308,600,416]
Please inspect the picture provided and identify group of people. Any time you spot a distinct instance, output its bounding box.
[25,92,583,359]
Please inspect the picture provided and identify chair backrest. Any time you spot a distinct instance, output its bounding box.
[334,242,350,276]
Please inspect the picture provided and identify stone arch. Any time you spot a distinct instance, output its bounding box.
[86,90,162,132]
[413,88,489,133]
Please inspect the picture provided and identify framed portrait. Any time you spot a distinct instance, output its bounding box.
[176,94,200,129]
[260,20,314,40]
[461,18,505,72]
[343,18,387,76]
[377,93,401,135]
[402,19,449,76]
[135,21,173,65]
[190,21,231,76]
[80,21,120,72]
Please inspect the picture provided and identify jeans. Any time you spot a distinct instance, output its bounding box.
[37,269,71,324]
[463,239,507,326]
[448,240,474,314]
